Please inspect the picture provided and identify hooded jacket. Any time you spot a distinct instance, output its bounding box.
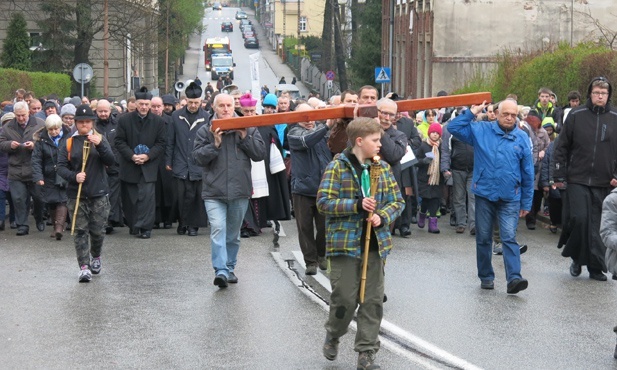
[447,109,534,211]
[553,77,617,187]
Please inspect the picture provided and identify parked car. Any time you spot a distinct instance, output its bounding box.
[242,31,255,40]
[275,84,301,101]
[212,2,222,10]
[239,20,252,31]
[221,22,233,32]
[235,11,248,19]
[244,37,259,49]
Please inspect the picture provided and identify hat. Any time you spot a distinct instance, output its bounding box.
[70,96,82,106]
[74,104,96,121]
[60,104,76,117]
[43,100,57,110]
[437,90,448,97]
[1,112,15,125]
[134,86,153,100]
[63,97,71,105]
[239,93,257,107]
[428,123,442,136]
[161,94,176,106]
[542,117,556,129]
[184,82,202,99]
[263,93,278,107]
[3,104,13,113]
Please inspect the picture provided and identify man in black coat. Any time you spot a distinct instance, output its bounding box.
[115,87,167,239]
[95,99,122,234]
[165,82,209,236]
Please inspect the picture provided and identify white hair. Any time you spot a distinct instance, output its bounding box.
[44,114,63,129]
[13,101,28,112]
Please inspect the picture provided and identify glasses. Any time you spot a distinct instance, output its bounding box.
[378,110,396,118]
[591,91,609,96]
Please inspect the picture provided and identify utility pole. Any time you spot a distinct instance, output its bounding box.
[297,0,301,72]
[165,2,170,93]
[103,0,109,97]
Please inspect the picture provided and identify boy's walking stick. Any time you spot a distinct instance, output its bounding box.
[71,140,91,235]
[359,156,382,303]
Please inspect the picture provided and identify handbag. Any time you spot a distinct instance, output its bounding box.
[54,172,68,188]
[269,142,286,174]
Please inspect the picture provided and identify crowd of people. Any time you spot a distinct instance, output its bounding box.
[3,75,617,368]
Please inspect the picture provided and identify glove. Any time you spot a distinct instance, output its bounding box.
[421,157,433,165]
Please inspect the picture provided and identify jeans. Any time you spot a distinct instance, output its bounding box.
[205,198,249,278]
[475,195,522,283]
[452,169,475,228]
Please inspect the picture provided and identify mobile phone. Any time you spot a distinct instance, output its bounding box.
[357,106,378,118]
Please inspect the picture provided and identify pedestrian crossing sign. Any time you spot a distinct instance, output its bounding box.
[375,67,391,83]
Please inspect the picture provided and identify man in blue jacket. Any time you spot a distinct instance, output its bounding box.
[448,99,533,294]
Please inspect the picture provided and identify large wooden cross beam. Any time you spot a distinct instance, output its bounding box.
[211,92,492,131]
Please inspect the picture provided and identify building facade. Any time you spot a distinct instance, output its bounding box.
[0,0,158,99]
[258,0,325,50]
[385,0,617,99]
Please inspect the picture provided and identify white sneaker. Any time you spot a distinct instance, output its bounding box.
[78,265,92,282]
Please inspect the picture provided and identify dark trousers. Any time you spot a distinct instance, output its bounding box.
[9,180,43,228]
[420,197,440,216]
[107,174,122,224]
[548,196,563,226]
[293,194,325,266]
[121,178,155,231]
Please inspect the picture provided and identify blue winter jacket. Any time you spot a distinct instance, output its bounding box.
[447,109,534,211]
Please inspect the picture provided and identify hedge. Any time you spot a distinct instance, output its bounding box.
[0,68,71,101]
[455,42,617,106]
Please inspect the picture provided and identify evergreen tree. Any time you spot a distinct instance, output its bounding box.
[348,0,381,88]
[1,13,32,71]
[34,0,76,73]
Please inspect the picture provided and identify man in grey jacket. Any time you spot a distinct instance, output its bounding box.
[193,93,267,288]
[0,101,45,235]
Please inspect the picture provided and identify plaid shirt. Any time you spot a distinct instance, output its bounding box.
[316,151,404,259]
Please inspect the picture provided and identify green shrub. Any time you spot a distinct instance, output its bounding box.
[0,68,71,100]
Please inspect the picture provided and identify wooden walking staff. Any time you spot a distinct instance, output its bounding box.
[71,140,91,235]
[359,156,382,304]
[211,92,492,131]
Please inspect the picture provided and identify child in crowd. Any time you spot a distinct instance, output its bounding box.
[317,117,404,370]
[416,123,444,234]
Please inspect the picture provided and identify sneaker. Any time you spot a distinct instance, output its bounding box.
[78,265,92,283]
[481,280,494,290]
[91,257,101,275]
[305,264,317,275]
[492,243,503,255]
[318,257,328,271]
[506,278,528,294]
[470,227,476,236]
[357,350,380,370]
[228,272,238,284]
[323,333,339,361]
[519,244,528,255]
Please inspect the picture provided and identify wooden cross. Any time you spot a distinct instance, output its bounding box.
[211,92,492,131]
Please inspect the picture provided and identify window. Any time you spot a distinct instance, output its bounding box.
[299,16,307,32]
[29,32,43,50]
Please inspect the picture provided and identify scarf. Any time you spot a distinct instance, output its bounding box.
[426,137,441,186]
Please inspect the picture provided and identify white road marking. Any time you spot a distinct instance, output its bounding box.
[273,251,484,370]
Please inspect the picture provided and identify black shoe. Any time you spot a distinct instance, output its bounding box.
[10,221,17,229]
[177,225,187,235]
[613,274,617,281]
[481,280,494,290]
[470,227,476,236]
[400,227,411,237]
[449,215,457,227]
[383,293,388,303]
[163,222,172,229]
[130,227,140,235]
[240,229,250,238]
[410,215,417,224]
[105,225,114,234]
[214,274,228,288]
[188,228,198,236]
[36,221,45,232]
[153,223,161,229]
[526,221,536,230]
[0,220,4,231]
[570,261,581,277]
[228,272,238,284]
[16,226,29,236]
[140,230,151,239]
[519,244,528,255]
[507,278,528,294]
[589,271,607,281]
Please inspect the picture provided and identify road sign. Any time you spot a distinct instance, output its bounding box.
[327,80,333,89]
[73,63,93,83]
[375,67,391,83]
[326,70,335,81]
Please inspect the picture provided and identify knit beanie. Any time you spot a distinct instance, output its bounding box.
[263,93,278,107]
[60,104,76,117]
[428,123,442,137]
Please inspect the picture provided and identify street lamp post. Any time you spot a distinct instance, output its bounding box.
[334,0,348,91]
